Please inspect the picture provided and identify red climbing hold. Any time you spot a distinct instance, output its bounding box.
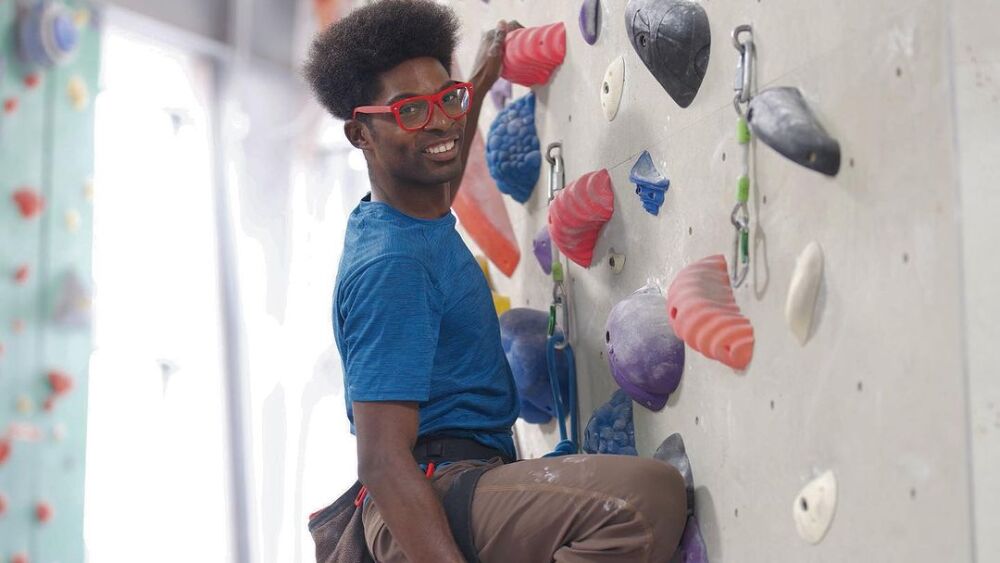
[0,437,11,466]
[12,319,26,333]
[49,370,74,396]
[547,169,615,268]
[4,97,18,114]
[11,553,28,563]
[36,501,53,524]
[501,23,567,87]
[13,188,44,219]
[0,492,8,516]
[24,73,41,89]
[14,265,30,285]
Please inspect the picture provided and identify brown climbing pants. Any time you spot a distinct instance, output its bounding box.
[362,454,687,563]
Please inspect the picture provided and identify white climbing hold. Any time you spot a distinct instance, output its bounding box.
[785,241,823,345]
[600,56,625,122]
[608,249,626,274]
[793,469,837,544]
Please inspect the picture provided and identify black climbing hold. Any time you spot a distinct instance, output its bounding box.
[625,0,711,108]
[747,87,842,176]
[653,433,695,515]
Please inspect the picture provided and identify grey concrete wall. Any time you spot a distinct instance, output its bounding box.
[450,0,985,560]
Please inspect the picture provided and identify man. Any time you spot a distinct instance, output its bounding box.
[305,1,687,561]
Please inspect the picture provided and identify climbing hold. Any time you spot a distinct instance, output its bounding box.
[16,395,35,414]
[608,249,625,274]
[83,178,95,202]
[747,87,841,176]
[579,0,600,45]
[785,242,824,345]
[67,75,90,110]
[674,516,710,563]
[24,73,41,89]
[548,169,614,268]
[600,56,625,121]
[653,433,694,511]
[489,77,512,110]
[583,389,637,455]
[18,0,80,67]
[12,319,26,333]
[48,369,74,396]
[499,308,571,424]
[486,93,541,204]
[53,269,92,328]
[606,285,685,411]
[532,226,553,275]
[451,130,521,277]
[14,265,30,285]
[625,0,711,108]
[793,470,838,544]
[36,501,53,524]
[13,188,44,218]
[4,97,19,114]
[501,23,566,87]
[0,438,10,466]
[52,422,67,442]
[629,150,670,215]
[0,492,7,516]
[65,208,81,231]
[666,255,755,370]
[73,7,91,28]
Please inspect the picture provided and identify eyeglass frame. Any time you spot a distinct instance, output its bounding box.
[352,82,475,132]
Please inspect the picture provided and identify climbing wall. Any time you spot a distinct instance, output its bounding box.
[450,0,986,560]
[0,1,100,560]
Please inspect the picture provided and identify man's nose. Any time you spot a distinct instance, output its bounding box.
[423,102,454,132]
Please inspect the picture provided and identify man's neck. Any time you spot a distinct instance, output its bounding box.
[369,170,452,219]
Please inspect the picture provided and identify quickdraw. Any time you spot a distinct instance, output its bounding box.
[730,24,754,288]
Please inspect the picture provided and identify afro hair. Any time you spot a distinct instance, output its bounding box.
[304,0,461,121]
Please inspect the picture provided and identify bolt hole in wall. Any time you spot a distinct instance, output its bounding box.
[85,27,233,561]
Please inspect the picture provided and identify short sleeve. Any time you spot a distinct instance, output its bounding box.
[338,256,442,403]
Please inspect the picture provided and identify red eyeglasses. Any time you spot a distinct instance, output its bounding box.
[352,82,474,132]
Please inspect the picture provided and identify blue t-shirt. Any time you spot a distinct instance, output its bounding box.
[332,195,519,459]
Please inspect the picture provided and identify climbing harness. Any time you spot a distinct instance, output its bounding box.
[729,24,754,288]
[543,143,579,456]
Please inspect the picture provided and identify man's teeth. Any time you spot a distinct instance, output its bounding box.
[425,140,456,154]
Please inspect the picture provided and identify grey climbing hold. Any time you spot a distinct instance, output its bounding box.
[653,433,694,513]
[579,0,600,45]
[625,0,711,108]
[747,87,841,176]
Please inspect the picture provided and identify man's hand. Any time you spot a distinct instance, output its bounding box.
[469,20,521,95]
[354,401,465,563]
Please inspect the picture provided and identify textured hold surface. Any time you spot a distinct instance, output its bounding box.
[601,56,625,121]
[629,150,670,215]
[12,188,44,218]
[579,0,600,45]
[452,131,521,277]
[785,242,824,344]
[532,225,553,275]
[502,23,566,87]
[548,169,614,268]
[748,87,841,176]
[486,93,541,204]
[794,470,838,544]
[606,285,685,411]
[625,0,710,108]
[499,308,570,424]
[583,389,637,455]
[666,255,754,370]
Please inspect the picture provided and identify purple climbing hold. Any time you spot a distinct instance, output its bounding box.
[605,285,685,411]
[583,389,637,455]
[532,225,553,275]
[18,1,80,68]
[490,77,512,110]
[500,308,571,424]
[671,516,709,563]
[487,93,542,204]
[579,0,600,45]
[630,150,670,215]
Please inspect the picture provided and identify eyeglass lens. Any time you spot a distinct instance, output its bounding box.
[397,86,471,129]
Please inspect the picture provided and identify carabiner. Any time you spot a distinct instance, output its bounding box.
[729,203,750,287]
[546,142,565,202]
[732,25,754,110]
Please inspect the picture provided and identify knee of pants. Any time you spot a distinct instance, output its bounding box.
[625,460,688,535]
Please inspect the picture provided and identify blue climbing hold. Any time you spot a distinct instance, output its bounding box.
[583,389,637,456]
[629,150,670,215]
[487,93,541,204]
[499,308,571,424]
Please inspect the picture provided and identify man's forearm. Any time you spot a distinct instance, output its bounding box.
[362,458,465,563]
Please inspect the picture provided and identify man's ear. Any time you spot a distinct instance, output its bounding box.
[344,119,374,151]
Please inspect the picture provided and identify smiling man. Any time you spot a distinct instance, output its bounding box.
[304,2,687,562]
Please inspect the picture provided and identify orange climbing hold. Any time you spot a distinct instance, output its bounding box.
[452,132,520,277]
[501,23,566,87]
[13,188,44,218]
[666,255,755,370]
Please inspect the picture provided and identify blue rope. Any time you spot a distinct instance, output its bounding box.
[543,332,579,457]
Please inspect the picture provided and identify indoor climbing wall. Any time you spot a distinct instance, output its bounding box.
[450,0,987,560]
[0,1,100,561]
